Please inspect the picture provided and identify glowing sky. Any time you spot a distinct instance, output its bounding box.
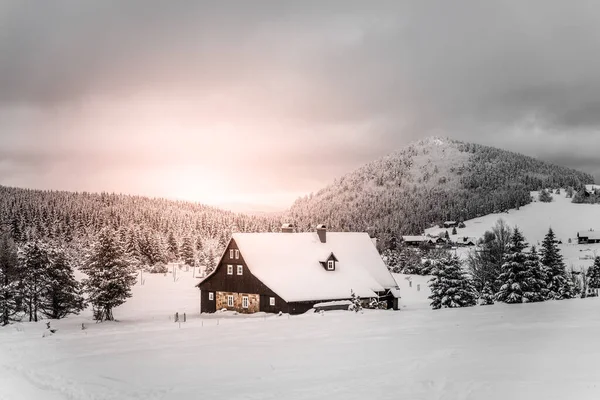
[2,1,600,211]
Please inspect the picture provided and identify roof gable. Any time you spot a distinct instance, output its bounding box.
[231,232,397,302]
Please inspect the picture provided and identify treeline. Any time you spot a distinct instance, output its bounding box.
[385,218,600,310]
[0,185,281,270]
[288,137,594,251]
[0,227,160,325]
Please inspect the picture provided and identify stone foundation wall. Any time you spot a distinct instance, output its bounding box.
[216,291,260,313]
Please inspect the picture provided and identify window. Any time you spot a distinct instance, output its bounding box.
[227,295,234,307]
[208,292,214,301]
[327,260,335,270]
[235,249,240,259]
[269,297,275,306]
[229,249,234,259]
[227,265,233,275]
[237,265,243,275]
[242,296,249,309]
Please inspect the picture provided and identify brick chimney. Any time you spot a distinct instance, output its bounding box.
[281,223,295,233]
[316,224,327,243]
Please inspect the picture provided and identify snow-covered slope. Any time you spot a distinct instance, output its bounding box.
[3,292,600,399]
[425,190,600,270]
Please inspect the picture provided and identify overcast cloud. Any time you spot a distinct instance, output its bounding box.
[1,1,600,210]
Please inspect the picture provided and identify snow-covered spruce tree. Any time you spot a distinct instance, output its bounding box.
[167,231,179,262]
[82,228,137,322]
[538,189,553,202]
[568,266,583,298]
[204,248,216,275]
[495,227,529,304]
[0,232,20,325]
[180,236,196,267]
[586,257,600,297]
[19,240,51,322]
[479,282,495,305]
[349,289,363,312]
[540,228,574,300]
[39,247,85,319]
[428,253,477,310]
[523,246,547,302]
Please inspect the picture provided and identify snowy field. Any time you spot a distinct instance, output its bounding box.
[3,269,600,399]
[426,189,600,270]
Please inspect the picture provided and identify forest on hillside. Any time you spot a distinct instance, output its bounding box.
[289,138,594,250]
[0,186,280,270]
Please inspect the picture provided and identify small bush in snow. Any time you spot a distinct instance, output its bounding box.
[479,282,494,305]
[349,290,363,313]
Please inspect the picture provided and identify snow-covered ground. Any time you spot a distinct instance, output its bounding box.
[425,190,600,270]
[3,268,600,399]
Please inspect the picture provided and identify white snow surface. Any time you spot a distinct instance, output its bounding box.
[2,269,600,399]
[232,232,397,302]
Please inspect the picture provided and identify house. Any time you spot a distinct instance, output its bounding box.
[197,225,400,315]
[443,221,458,228]
[456,236,477,246]
[577,230,600,244]
[402,235,434,247]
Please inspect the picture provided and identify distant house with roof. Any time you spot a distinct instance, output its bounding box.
[402,235,434,247]
[443,221,458,228]
[456,236,477,246]
[197,225,400,314]
[577,230,600,244]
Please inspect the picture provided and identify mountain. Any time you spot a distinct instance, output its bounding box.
[288,137,594,249]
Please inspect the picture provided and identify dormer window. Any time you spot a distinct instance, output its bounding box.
[320,252,338,271]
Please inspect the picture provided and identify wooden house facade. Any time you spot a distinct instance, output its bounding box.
[198,226,400,315]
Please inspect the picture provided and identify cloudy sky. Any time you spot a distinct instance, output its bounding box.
[2,1,600,211]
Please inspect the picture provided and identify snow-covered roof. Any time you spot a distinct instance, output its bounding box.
[402,235,430,242]
[578,230,600,240]
[232,232,398,302]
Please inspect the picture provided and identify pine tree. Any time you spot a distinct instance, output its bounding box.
[538,189,553,202]
[495,227,529,304]
[39,247,85,319]
[428,254,477,309]
[523,246,546,302]
[167,231,179,262]
[349,289,362,313]
[19,240,51,322]
[0,232,20,325]
[180,236,196,267]
[479,282,494,305]
[586,257,600,297]
[82,228,137,321]
[205,248,216,275]
[541,228,574,300]
[452,226,457,235]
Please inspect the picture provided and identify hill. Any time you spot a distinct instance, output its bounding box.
[426,187,600,270]
[288,137,594,250]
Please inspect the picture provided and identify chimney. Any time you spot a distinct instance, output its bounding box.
[316,224,327,243]
[281,223,295,233]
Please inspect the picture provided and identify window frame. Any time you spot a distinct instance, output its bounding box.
[229,249,234,259]
[227,264,233,275]
[327,260,335,270]
[242,295,249,309]
[227,295,234,307]
[235,249,240,259]
[237,265,243,275]
[208,292,214,301]
[269,297,275,306]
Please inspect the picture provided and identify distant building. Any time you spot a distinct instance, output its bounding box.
[456,236,477,246]
[443,221,458,228]
[577,230,600,244]
[197,225,400,314]
[402,235,434,247]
